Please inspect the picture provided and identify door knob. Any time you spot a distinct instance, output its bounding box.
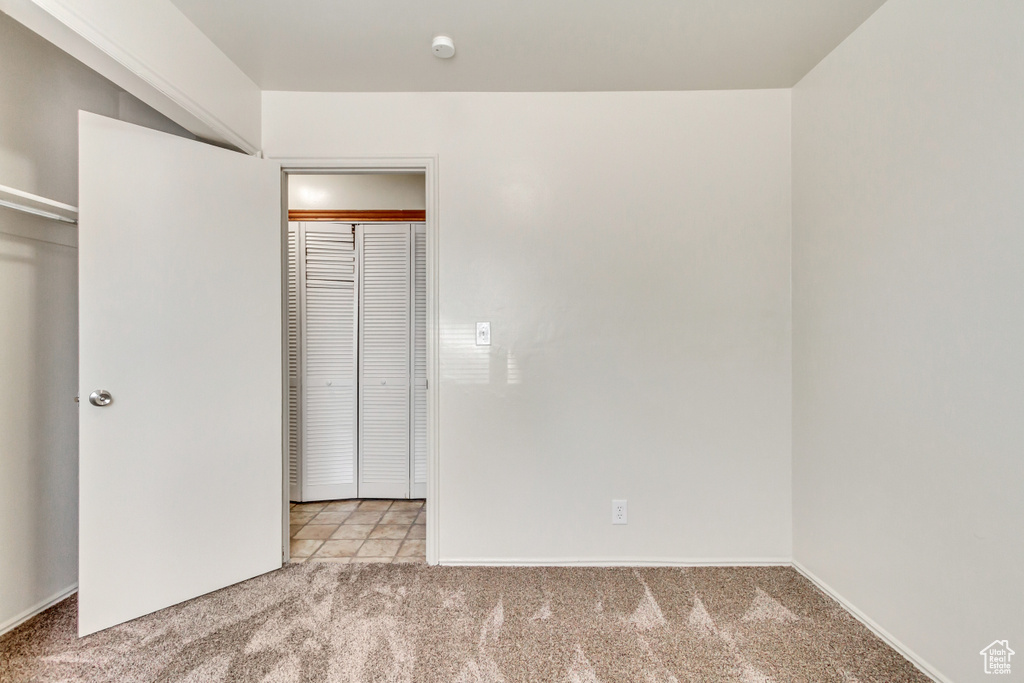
[89,389,113,407]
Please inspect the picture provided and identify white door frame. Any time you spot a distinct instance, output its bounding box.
[276,156,440,566]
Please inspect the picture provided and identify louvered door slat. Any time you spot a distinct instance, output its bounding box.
[302,223,357,501]
[359,224,412,498]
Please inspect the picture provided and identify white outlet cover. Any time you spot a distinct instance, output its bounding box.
[612,499,627,525]
[476,322,491,346]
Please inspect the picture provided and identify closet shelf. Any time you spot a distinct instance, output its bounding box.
[0,183,78,225]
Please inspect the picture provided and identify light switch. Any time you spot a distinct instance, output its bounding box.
[476,322,491,346]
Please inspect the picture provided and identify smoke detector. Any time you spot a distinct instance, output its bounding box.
[432,35,455,59]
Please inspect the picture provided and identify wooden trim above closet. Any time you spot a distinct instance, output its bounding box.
[288,209,426,222]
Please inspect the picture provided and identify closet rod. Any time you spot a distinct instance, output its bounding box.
[0,183,78,225]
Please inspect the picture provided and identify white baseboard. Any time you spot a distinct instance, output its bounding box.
[0,584,78,638]
[791,561,949,683]
[440,557,792,567]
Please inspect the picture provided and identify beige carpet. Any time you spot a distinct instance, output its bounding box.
[0,565,929,682]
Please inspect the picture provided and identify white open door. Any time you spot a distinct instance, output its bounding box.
[78,113,283,636]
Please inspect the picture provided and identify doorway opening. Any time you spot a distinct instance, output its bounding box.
[281,169,434,565]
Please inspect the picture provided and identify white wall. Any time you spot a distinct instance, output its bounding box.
[289,173,425,210]
[792,1,1024,681]
[265,90,793,563]
[0,10,192,634]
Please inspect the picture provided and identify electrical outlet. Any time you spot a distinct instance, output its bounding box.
[612,499,627,525]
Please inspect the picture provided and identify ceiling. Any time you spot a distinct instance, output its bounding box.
[168,0,887,92]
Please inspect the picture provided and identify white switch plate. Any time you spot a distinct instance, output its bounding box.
[612,499,627,525]
[476,322,491,346]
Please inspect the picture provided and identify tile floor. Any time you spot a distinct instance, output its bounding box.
[289,499,426,564]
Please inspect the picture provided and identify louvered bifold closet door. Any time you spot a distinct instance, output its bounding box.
[302,223,358,500]
[359,224,412,499]
[411,224,427,498]
[287,223,302,501]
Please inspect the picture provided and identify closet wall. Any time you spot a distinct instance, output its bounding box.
[289,174,426,211]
